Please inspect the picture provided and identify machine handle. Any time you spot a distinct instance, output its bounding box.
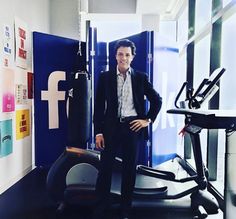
[174,81,188,108]
[137,165,176,180]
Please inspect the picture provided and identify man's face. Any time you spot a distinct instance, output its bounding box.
[116,46,134,73]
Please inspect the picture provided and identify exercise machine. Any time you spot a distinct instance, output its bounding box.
[47,68,225,218]
[167,108,236,219]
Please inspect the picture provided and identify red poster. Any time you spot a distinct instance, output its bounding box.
[27,72,33,99]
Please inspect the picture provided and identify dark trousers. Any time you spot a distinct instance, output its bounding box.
[95,121,141,213]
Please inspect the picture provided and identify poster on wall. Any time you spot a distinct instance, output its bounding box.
[0,67,15,112]
[27,72,33,99]
[15,84,27,105]
[2,25,13,67]
[16,109,30,140]
[0,119,13,158]
[14,17,29,69]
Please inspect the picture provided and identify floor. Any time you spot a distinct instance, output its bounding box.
[0,167,223,219]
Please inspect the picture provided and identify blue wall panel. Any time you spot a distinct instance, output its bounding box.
[152,44,179,166]
[33,32,86,167]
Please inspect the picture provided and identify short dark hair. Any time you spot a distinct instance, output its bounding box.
[114,39,136,56]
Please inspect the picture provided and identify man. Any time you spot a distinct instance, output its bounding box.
[93,39,162,219]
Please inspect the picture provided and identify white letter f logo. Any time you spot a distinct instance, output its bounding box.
[41,71,66,129]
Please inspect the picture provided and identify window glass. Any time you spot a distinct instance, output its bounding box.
[216,11,236,194]
[175,2,188,158]
[176,50,187,158]
[195,0,212,34]
[193,34,211,92]
[178,3,188,49]
[188,34,211,167]
[215,129,225,194]
[220,14,236,110]
[223,0,232,8]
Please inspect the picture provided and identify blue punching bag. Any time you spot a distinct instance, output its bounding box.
[67,71,91,148]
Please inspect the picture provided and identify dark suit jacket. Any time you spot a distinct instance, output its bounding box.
[94,68,162,140]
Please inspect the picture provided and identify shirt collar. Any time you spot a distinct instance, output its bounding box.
[116,66,131,76]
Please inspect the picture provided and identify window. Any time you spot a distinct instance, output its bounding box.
[195,0,212,34]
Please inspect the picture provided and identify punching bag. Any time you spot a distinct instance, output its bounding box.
[67,71,91,148]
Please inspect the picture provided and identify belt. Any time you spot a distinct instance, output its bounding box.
[118,116,138,123]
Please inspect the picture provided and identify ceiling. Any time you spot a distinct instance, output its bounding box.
[86,0,187,21]
[136,0,186,20]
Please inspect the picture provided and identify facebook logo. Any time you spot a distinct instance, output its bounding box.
[41,71,66,129]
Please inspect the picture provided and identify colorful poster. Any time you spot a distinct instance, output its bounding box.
[27,72,33,99]
[14,17,29,69]
[15,84,27,105]
[16,109,30,140]
[0,119,13,158]
[0,67,15,112]
[3,25,13,67]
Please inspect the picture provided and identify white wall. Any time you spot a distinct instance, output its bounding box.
[49,0,136,40]
[0,0,50,194]
[50,0,80,40]
[88,0,136,13]
[0,0,50,42]
[84,13,142,42]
